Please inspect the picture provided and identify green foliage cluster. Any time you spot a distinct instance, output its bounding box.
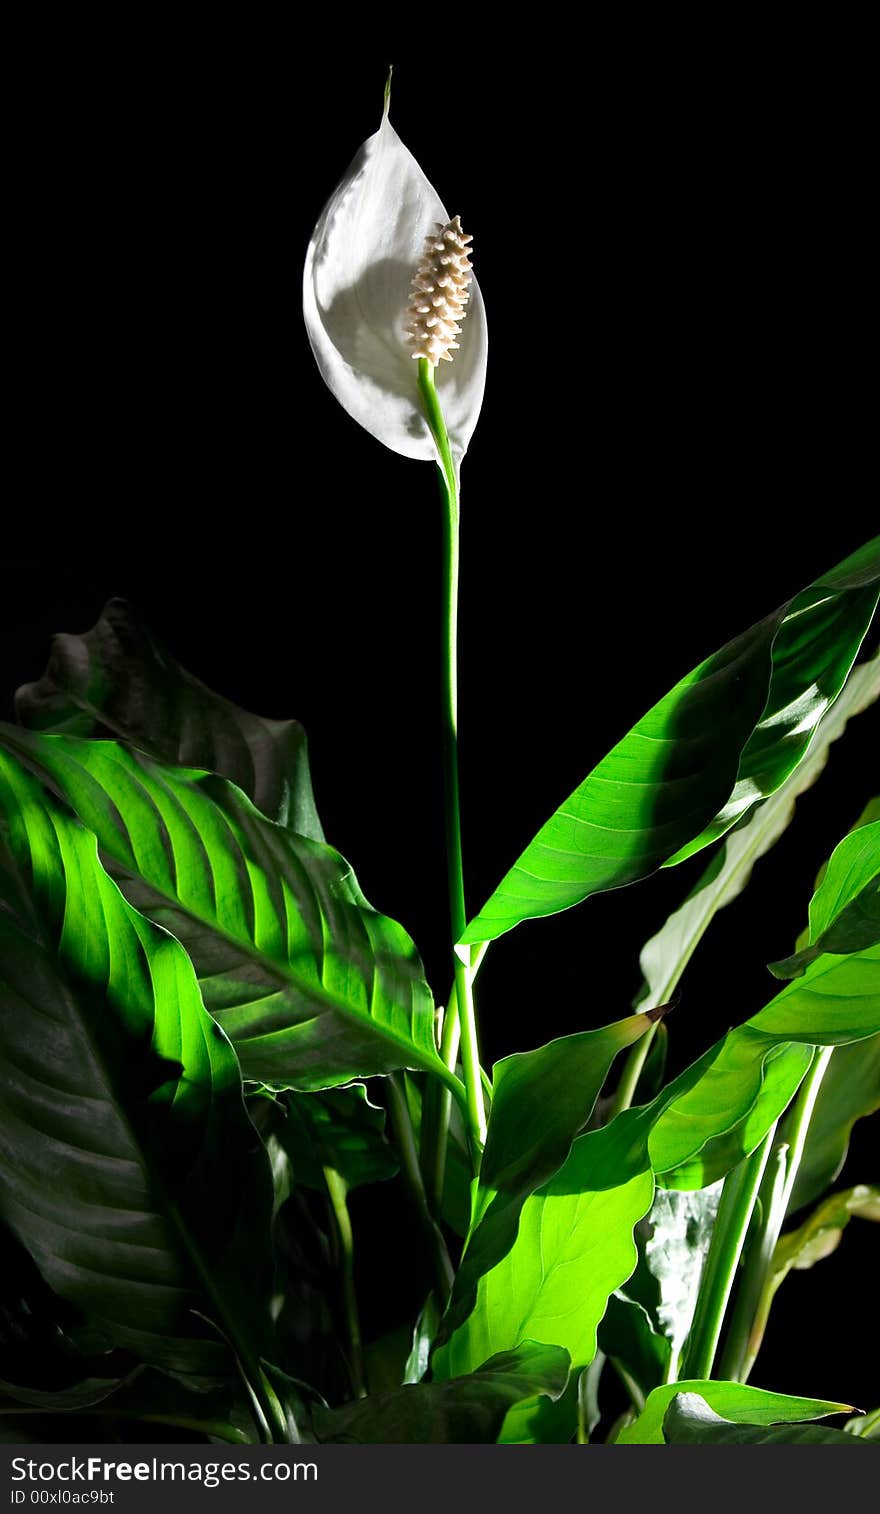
[1,540,878,1446]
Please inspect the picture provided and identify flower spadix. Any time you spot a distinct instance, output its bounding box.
[303,98,487,465]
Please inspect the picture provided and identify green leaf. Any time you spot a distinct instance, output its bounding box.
[636,654,880,1013]
[787,1032,880,1212]
[750,941,880,1044]
[0,1368,257,1443]
[272,1085,398,1191]
[648,1034,814,1189]
[771,811,880,978]
[596,1291,670,1402]
[662,1392,867,1445]
[461,540,880,947]
[615,1381,851,1444]
[16,598,323,838]
[650,939,880,1189]
[436,1010,662,1351]
[773,1184,880,1276]
[436,922,880,1390]
[846,1405,880,1439]
[0,730,455,1098]
[312,1342,569,1444]
[434,1111,656,1380]
[404,1073,472,1236]
[403,1293,442,1385]
[0,753,276,1381]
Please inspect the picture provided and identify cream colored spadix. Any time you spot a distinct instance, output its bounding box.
[302,100,487,464]
[405,217,473,365]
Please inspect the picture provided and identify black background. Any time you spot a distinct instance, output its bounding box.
[4,28,877,1421]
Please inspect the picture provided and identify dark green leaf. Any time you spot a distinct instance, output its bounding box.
[636,654,880,1013]
[662,1392,867,1445]
[614,1382,850,1444]
[0,1368,257,1443]
[273,1086,398,1192]
[313,1342,569,1444]
[0,753,276,1381]
[771,811,880,978]
[596,1291,670,1401]
[16,598,323,838]
[0,730,455,1098]
[773,1184,880,1276]
[461,540,880,947]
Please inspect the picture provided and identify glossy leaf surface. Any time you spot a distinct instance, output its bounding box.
[434,1112,656,1379]
[771,811,880,978]
[787,1033,880,1213]
[461,540,880,947]
[0,754,275,1378]
[0,730,453,1097]
[662,1392,865,1446]
[313,1343,569,1444]
[636,652,880,1013]
[272,1085,398,1191]
[616,1381,851,1444]
[441,1010,661,1346]
[16,599,323,838]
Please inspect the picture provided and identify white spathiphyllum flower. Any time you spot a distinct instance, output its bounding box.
[303,95,487,467]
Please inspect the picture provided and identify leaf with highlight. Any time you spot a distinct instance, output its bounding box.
[0,729,454,1098]
[0,752,275,1381]
[461,541,879,947]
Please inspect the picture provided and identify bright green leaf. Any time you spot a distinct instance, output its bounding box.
[440,1010,662,1349]
[662,1392,866,1445]
[461,540,880,947]
[0,730,455,1098]
[0,753,276,1381]
[615,1381,851,1444]
[636,653,880,1013]
[434,1111,655,1380]
[771,811,880,978]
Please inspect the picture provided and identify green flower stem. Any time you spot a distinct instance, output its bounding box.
[720,1045,835,1382]
[417,356,487,1157]
[683,1126,776,1382]
[386,1073,455,1301]
[607,1022,659,1120]
[424,941,491,1210]
[322,1166,366,1399]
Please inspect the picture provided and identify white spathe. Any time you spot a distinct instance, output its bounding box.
[303,104,487,465]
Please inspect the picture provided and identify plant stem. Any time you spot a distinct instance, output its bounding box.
[720,1045,834,1382]
[386,1074,455,1301]
[323,1166,367,1399]
[417,356,486,1156]
[422,940,491,1211]
[682,1126,775,1381]
[607,1022,659,1119]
